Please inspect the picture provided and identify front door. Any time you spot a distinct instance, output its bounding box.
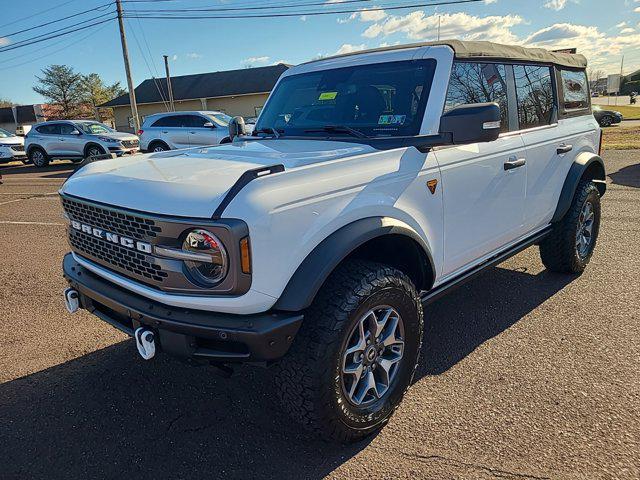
[434,136,527,277]
[186,115,222,146]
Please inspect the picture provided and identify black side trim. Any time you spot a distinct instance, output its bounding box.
[551,154,606,223]
[212,164,284,219]
[274,217,435,312]
[422,227,552,305]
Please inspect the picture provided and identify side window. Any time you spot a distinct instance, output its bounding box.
[560,69,589,110]
[59,124,77,135]
[36,124,61,135]
[513,65,555,129]
[152,116,182,127]
[445,62,509,132]
[187,115,210,128]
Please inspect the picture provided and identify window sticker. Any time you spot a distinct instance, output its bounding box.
[318,91,338,101]
[378,114,406,125]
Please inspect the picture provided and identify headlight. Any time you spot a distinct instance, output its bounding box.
[182,229,228,286]
[97,136,120,143]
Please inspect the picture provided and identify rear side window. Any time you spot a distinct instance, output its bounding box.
[445,62,509,132]
[513,65,555,129]
[560,69,589,110]
[36,124,61,135]
[59,124,77,135]
[152,115,189,127]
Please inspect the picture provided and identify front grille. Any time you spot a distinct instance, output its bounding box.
[122,139,139,148]
[62,197,166,286]
[10,145,24,152]
[69,229,168,283]
[62,197,162,238]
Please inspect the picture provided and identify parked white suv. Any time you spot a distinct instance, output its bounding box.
[0,127,27,163]
[60,41,605,442]
[25,120,139,167]
[138,111,234,152]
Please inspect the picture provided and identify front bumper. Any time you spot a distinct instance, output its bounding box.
[108,146,140,156]
[63,253,303,363]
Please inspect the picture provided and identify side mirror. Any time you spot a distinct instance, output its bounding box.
[70,130,81,135]
[439,102,501,145]
[203,122,215,128]
[228,116,247,141]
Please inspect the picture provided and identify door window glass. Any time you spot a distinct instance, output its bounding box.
[513,65,555,129]
[445,62,509,132]
[560,69,589,110]
[59,123,78,135]
[187,115,210,128]
[36,124,61,135]
[152,115,189,127]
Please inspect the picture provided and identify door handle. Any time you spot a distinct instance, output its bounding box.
[161,131,168,134]
[189,131,196,134]
[557,144,573,154]
[504,157,526,170]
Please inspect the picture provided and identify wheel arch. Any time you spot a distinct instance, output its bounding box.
[551,152,606,223]
[148,139,170,151]
[83,142,105,157]
[26,144,45,156]
[273,217,435,312]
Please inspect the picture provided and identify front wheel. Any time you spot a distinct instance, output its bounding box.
[599,116,612,127]
[275,260,423,443]
[539,179,601,273]
[85,145,105,160]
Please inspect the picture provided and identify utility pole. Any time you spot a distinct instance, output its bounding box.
[115,0,140,132]
[437,15,441,41]
[163,55,176,112]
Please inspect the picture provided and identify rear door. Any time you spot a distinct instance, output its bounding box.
[434,62,528,278]
[38,123,63,155]
[517,65,595,231]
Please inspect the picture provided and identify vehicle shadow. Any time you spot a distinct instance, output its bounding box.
[0,262,575,480]
[608,163,640,188]
[0,161,78,179]
[418,264,573,377]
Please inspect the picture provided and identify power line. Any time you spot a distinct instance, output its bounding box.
[0,0,79,30]
[0,16,116,54]
[124,0,484,20]
[0,1,113,39]
[125,0,374,13]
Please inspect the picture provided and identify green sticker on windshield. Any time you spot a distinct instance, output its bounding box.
[318,91,338,101]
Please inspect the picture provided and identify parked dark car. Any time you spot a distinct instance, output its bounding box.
[593,105,623,127]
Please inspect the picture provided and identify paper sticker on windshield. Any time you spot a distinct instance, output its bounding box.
[378,115,406,125]
[318,91,338,101]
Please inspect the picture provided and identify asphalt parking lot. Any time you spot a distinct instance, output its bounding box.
[0,153,639,480]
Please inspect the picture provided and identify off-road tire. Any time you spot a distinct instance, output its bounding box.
[274,260,423,443]
[539,179,601,273]
[28,147,49,167]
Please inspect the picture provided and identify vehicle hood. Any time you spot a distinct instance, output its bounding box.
[0,135,24,146]
[95,131,139,142]
[60,139,374,218]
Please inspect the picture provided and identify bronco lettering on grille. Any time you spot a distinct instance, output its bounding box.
[71,220,152,253]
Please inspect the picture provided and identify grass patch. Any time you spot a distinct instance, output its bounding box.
[602,125,640,150]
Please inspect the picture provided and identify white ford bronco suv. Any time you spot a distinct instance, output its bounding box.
[61,40,605,442]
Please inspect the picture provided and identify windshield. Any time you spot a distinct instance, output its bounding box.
[206,113,232,127]
[255,59,436,138]
[0,128,13,138]
[79,122,114,135]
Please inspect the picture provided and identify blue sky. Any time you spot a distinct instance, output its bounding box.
[2,0,640,105]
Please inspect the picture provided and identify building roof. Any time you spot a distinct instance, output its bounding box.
[308,39,587,69]
[101,63,290,108]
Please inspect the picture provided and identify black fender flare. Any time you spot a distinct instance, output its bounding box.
[273,217,435,312]
[551,152,606,223]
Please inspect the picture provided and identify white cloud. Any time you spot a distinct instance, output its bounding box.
[616,21,628,28]
[300,15,307,21]
[186,52,202,59]
[484,0,498,3]
[171,54,178,61]
[272,59,289,65]
[243,56,270,64]
[544,0,568,10]
[362,11,524,44]
[0,37,8,47]
[621,27,635,33]
[334,43,367,55]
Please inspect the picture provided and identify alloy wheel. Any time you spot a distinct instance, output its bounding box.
[576,200,595,259]
[340,306,405,406]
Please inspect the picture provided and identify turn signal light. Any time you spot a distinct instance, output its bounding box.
[240,237,251,274]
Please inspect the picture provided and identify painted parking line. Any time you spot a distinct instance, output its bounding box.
[0,220,64,226]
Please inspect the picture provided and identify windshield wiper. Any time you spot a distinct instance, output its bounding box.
[304,125,368,138]
[253,127,281,138]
